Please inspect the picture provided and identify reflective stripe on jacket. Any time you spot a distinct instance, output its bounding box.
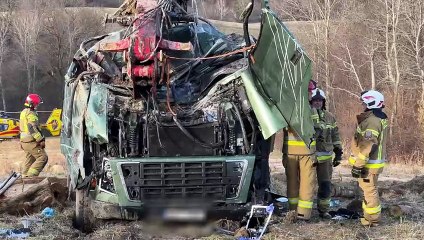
[283,128,316,155]
[349,111,388,173]
[20,108,44,142]
[314,109,341,158]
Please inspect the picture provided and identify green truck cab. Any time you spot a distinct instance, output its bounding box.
[60,0,314,231]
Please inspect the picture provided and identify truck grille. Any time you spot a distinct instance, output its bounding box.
[121,161,242,201]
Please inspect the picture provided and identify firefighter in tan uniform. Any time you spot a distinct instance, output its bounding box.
[349,90,387,226]
[282,128,316,220]
[282,80,319,220]
[19,94,48,177]
[310,88,343,218]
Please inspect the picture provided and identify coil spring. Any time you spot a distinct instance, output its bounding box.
[128,126,137,149]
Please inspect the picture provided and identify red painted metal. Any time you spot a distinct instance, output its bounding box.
[131,65,155,78]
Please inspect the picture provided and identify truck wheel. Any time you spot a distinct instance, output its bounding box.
[74,189,96,233]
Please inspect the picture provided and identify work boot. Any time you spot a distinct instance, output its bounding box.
[319,212,332,219]
[360,218,379,227]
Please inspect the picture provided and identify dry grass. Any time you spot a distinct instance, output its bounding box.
[2,207,423,240]
[2,139,424,239]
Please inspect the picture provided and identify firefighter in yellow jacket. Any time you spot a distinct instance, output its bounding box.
[19,94,48,177]
[282,127,316,220]
[282,80,319,220]
[349,90,388,226]
[310,88,343,218]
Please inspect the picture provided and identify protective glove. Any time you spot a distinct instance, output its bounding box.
[333,154,342,167]
[333,146,343,167]
[38,140,46,149]
[351,166,365,178]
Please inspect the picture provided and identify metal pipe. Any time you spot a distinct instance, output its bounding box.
[0,171,15,190]
[243,0,254,47]
[0,172,20,196]
[231,102,250,153]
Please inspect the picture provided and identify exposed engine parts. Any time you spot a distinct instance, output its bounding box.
[99,79,253,159]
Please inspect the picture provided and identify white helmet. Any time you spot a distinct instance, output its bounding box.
[311,88,326,101]
[361,90,384,109]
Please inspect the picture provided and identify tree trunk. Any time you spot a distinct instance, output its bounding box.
[0,75,6,111]
[0,177,68,215]
[390,83,399,137]
[324,3,331,101]
[32,61,36,92]
[0,55,6,111]
[370,52,376,89]
[26,59,31,94]
[420,70,424,104]
[389,0,401,138]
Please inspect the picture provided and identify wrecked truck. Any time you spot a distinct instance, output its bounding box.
[61,0,315,231]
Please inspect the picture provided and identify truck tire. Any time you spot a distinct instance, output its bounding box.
[74,189,96,233]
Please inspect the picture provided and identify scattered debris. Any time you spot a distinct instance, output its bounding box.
[214,219,240,236]
[329,199,341,208]
[0,171,21,197]
[0,228,30,239]
[21,217,43,228]
[242,204,274,240]
[329,208,361,220]
[41,207,55,218]
[274,197,288,216]
[331,183,356,198]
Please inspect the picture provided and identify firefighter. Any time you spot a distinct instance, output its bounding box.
[19,94,48,177]
[282,80,318,220]
[310,88,343,219]
[349,90,388,226]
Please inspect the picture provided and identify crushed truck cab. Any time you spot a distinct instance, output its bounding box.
[60,0,314,230]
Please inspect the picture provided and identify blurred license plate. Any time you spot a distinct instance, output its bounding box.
[162,208,206,221]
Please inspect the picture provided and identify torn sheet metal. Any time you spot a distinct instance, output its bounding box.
[240,69,287,139]
[60,79,91,187]
[85,83,108,144]
[249,9,314,144]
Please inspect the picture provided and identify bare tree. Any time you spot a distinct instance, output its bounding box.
[363,32,380,90]
[402,0,424,102]
[380,0,402,137]
[12,0,44,93]
[0,1,13,111]
[332,44,365,94]
[216,0,228,20]
[41,6,104,81]
[274,0,357,105]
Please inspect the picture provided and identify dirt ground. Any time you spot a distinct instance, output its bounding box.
[1,138,424,239]
[0,138,66,177]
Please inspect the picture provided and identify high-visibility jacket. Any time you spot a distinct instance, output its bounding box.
[314,109,341,162]
[349,110,388,174]
[282,128,316,155]
[282,108,317,156]
[20,108,44,143]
